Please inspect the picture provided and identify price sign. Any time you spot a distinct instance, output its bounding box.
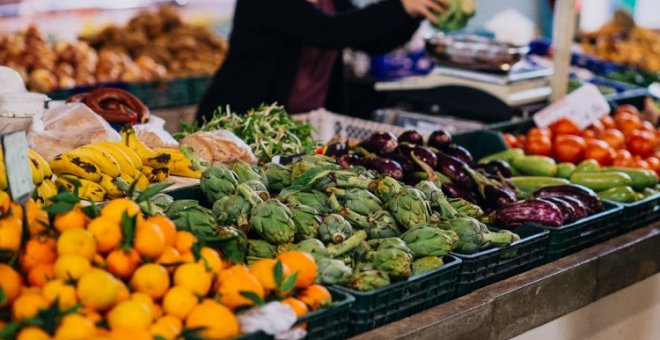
[533,84,610,129]
[1,131,33,203]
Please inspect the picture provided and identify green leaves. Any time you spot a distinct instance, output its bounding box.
[81,200,100,219]
[136,182,172,203]
[239,291,265,306]
[120,212,137,250]
[274,260,284,289]
[280,272,299,296]
[0,321,21,339]
[0,286,6,305]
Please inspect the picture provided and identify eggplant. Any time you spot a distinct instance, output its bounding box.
[442,183,479,205]
[493,198,565,229]
[359,132,398,155]
[412,146,438,170]
[436,153,475,190]
[388,154,415,174]
[364,157,404,180]
[532,185,603,214]
[398,130,424,145]
[474,160,513,178]
[444,144,474,166]
[539,197,577,223]
[428,129,452,150]
[551,196,589,220]
[337,154,363,168]
[484,185,516,210]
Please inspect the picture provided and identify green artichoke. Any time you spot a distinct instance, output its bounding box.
[412,256,444,275]
[327,230,367,258]
[212,226,248,265]
[328,188,383,216]
[301,154,336,166]
[366,248,413,279]
[243,179,270,199]
[441,217,519,254]
[247,239,276,264]
[348,270,391,291]
[367,237,414,257]
[388,187,432,229]
[319,213,353,244]
[262,163,292,192]
[415,181,458,220]
[296,239,330,261]
[165,200,218,241]
[200,165,239,203]
[248,198,296,245]
[288,204,321,241]
[344,209,403,239]
[289,161,316,181]
[448,198,484,219]
[284,190,333,214]
[212,194,252,232]
[401,224,459,258]
[370,176,403,203]
[232,160,268,186]
[317,258,353,285]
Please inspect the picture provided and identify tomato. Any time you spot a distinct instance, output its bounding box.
[635,159,650,169]
[645,157,660,173]
[585,139,615,166]
[502,133,520,148]
[527,127,552,139]
[524,135,553,156]
[589,119,605,135]
[626,130,656,157]
[599,115,616,129]
[614,104,640,116]
[553,135,586,163]
[640,121,655,133]
[581,129,596,139]
[614,113,642,134]
[613,149,633,166]
[598,128,625,149]
[550,118,581,136]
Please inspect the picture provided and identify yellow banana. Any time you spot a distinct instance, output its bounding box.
[133,174,149,191]
[121,126,171,169]
[50,153,103,183]
[87,143,137,178]
[98,175,124,199]
[96,141,143,171]
[36,180,56,204]
[28,149,52,179]
[0,191,9,204]
[141,166,169,183]
[0,155,6,191]
[43,179,58,197]
[68,147,121,178]
[55,175,107,202]
[27,152,45,185]
[153,148,201,179]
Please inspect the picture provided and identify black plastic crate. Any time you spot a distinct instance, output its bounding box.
[543,201,623,262]
[609,194,660,234]
[126,78,191,109]
[165,185,210,206]
[333,255,461,336]
[451,224,549,297]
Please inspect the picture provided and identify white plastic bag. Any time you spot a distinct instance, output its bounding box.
[133,115,179,149]
[28,103,120,161]
[180,129,257,165]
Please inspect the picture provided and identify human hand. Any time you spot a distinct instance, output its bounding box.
[401,0,449,24]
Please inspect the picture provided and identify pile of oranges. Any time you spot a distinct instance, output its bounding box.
[0,196,331,340]
[504,105,660,175]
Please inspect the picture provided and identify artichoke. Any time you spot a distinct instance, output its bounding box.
[401,224,459,258]
[276,243,298,255]
[165,200,218,241]
[367,237,414,257]
[441,217,519,254]
[412,256,444,275]
[370,176,403,203]
[415,180,458,220]
[284,190,333,214]
[288,204,321,241]
[296,239,330,261]
[366,248,413,279]
[242,184,296,245]
[449,198,484,219]
[247,239,276,263]
[327,230,368,258]
[388,187,432,229]
[317,258,353,285]
[319,213,353,244]
[233,160,268,186]
[328,188,383,216]
[212,226,248,265]
[348,270,391,291]
[300,154,336,166]
[263,163,292,192]
[289,161,316,181]
[200,165,239,203]
[243,179,270,199]
[212,194,252,232]
[344,209,402,239]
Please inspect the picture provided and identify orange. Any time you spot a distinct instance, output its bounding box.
[101,198,143,225]
[54,254,92,281]
[174,231,197,255]
[77,269,119,311]
[185,299,240,339]
[16,327,51,340]
[42,279,78,309]
[131,292,158,319]
[115,279,130,303]
[87,216,122,254]
[162,286,198,320]
[26,198,49,236]
[55,313,96,339]
[12,292,48,321]
[150,315,182,340]
[81,306,102,324]
[553,135,586,164]
[249,259,291,292]
[133,221,166,259]
[298,284,332,310]
[157,246,182,272]
[173,263,212,297]
[0,217,22,252]
[281,297,309,317]
[179,252,195,263]
[130,264,170,300]
[20,237,57,271]
[277,251,317,289]
[57,228,96,259]
[217,266,265,309]
[146,215,177,247]
[53,207,89,232]
[106,249,141,279]
[108,300,153,330]
[27,263,55,288]
[198,247,223,274]
[109,327,152,340]
[0,264,22,307]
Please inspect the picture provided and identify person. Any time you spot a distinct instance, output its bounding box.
[196,0,448,121]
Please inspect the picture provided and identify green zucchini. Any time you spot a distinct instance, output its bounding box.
[602,167,659,191]
[569,171,632,191]
[512,156,557,177]
[510,176,570,193]
[478,148,524,165]
[556,162,576,179]
[597,186,636,203]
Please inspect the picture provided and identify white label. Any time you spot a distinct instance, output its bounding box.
[533,84,610,129]
[2,131,33,202]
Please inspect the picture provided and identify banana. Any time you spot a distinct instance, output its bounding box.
[121,126,171,169]
[96,142,143,171]
[50,153,103,183]
[28,149,52,179]
[141,166,170,183]
[98,175,124,199]
[68,147,121,178]
[153,148,201,179]
[0,157,6,191]
[36,180,56,203]
[133,174,149,191]
[55,175,107,202]
[0,191,9,204]
[42,179,58,197]
[27,152,45,185]
[83,143,137,178]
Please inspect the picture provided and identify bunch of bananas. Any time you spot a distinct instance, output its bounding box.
[0,148,57,206]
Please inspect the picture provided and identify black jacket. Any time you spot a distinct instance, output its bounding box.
[196,0,420,121]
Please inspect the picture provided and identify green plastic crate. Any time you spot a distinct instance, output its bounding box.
[125,78,191,109]
[451,224,549,297]
[189,75,213,103]
[452,129,509,161]
[333,255,461,336]
[607,193,660,234]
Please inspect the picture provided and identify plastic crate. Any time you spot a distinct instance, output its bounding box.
[333,255,461,336]
[165,185,210,206]
[189,75,213,103]
[608,193,660,234]
[542,201,623,262]
[451,224,549,297]
[452,129,509,161]
[126,78,191,109]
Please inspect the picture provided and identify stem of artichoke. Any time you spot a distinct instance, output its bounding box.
[341,209,369,229]
[237,184,263,207]
[482,230,517,246]
[328,193,343,213]
[327,230,367,258]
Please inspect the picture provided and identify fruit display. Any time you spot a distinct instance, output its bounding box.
[0,187,335,339]
[0,148,57,206]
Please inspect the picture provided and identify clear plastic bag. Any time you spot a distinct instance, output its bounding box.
[133,115,179,149]
[27,103,120,161]
[180,129,257,165]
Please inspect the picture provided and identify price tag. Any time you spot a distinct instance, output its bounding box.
[533,84,610,129]
[1,131,33,203]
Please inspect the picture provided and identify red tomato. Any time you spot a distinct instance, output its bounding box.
[600,115,616,129]
[589,119,605,135]
[525,135,553,156]
[550,118,581,136]
[615,104,640,116]
[553,135,586,163]
[585,139,615,166]
[581,129,597,139]
[502,133,520,148]
[640,121,655,133]
[615,113,642,134]
[528,127,552,139]
[598,129,626,149]
[626,131,656,157]
[645,157,660,174]
[613,149,633,166]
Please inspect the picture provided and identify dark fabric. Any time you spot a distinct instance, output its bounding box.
[196,0,420,122]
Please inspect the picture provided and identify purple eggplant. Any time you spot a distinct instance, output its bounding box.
[388,154,415,174]
[442,183,479,204]
[337,154,363,168]
[474,160,513,178]
[539,197,577,223]
[359,132,398,155]
[484,185,516,209]
[493,198,565,229]
[551,196,588,220]
[532,185,603,214]
[398,130,424,145]
[428,129,452,150]
[364,157,404,180]
[443,144,474,166]
[412,146,438,170]
[436,152,475,189]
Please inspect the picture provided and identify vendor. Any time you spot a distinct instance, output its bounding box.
[196,0,447,121]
